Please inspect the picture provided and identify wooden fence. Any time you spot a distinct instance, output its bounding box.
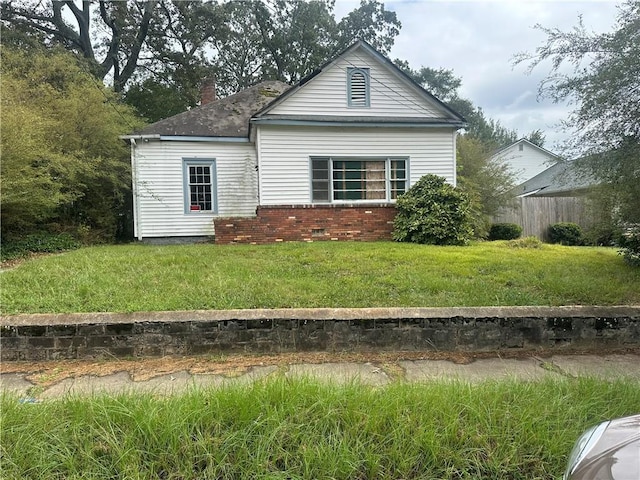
[492,196,592,241]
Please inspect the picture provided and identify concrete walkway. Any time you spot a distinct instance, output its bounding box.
[2,354,639,400]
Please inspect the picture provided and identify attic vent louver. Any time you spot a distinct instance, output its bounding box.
[348,67,370,107]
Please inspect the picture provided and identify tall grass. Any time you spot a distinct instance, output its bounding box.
[2,377,640,479]
[2,242,638,314]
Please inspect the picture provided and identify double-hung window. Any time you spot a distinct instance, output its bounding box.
[183,159,216,213]
[311,157,407,203]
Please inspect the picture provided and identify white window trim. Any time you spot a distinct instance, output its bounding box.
[182,158,217,214]
[310,156,408,204]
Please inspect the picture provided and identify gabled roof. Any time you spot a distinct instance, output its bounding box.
[253,39,466,125]
[137,80,291,137]
[491,138,561,161]
[517,160,597,197]
[133,40,466,139]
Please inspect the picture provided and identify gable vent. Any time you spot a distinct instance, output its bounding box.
[348,68,370,107]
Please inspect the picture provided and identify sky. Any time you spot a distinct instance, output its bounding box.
[335,0,621,151]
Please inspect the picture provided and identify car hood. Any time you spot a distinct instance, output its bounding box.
[571,414,640,480]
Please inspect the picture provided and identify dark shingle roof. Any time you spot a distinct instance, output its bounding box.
[137,80,291,137]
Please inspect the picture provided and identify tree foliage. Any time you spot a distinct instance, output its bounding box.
[0,46,143,241]
[456,136,516,238]
[525,129,546,148]
[393,175,473,246]
[1,0,401,122]
[1,0,157,92]
[514,0,640,224]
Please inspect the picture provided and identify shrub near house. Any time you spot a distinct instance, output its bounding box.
[393,174,473,245]
[548,222,584,246]
[489,223,522,241]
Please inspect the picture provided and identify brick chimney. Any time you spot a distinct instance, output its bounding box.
[200,75,216,106]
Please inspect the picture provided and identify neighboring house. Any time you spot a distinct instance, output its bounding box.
[490,138,561,187]
[122,40,466,244]
[493,158,599,240]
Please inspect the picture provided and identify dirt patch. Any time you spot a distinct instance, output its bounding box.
[3,347,638,388]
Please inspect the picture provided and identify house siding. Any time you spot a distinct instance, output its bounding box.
[133,141,257,238]
[257,125,457,205]
[493,142,557,185]
[268,49,442,118]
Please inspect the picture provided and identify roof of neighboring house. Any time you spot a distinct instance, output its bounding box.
[491,138,561,161]
[137,80,291,137]
[516,160,597,197]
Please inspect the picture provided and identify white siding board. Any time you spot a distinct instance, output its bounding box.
[257,125,456,205]
[134,141,257,238]
[269,50,446,118]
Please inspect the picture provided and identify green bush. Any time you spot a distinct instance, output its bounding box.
[548,222,584,246]
[488,223,522,240]
[618,227,640,266]
[1,232,80,261]
[393,174,473,245]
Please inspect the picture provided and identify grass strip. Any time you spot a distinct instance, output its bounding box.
[2,377,640,479]
[2,242,639,314]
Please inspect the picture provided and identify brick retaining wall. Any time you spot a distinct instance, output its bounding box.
[213,204,396,244]
[1,307,639,361]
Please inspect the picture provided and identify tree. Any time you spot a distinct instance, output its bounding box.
[456,136,516,238]
[1,0,157,92]
[514,0,640,224]
[337,0,401,54]
[2,0,402,119]
[525,129,546,147]
[244,0,337,86]
[0,46,143,241]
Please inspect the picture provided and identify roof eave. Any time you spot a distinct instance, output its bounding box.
[251,117,466,129]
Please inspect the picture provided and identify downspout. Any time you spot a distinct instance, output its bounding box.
[452,130,458,188]
[130,139,143,240]
[255,125,262,207]
[121,134,159,240]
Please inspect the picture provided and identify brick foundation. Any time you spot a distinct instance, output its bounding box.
[213,204,397,244]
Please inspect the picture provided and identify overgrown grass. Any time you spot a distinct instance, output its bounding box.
[2,377,639,479]
[2,242,639,314]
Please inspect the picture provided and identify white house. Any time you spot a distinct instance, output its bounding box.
[490,138,561,188]
[122,40,466,243]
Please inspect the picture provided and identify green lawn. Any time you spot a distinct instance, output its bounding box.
[2,377,640,479]
[2,241,639,314]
